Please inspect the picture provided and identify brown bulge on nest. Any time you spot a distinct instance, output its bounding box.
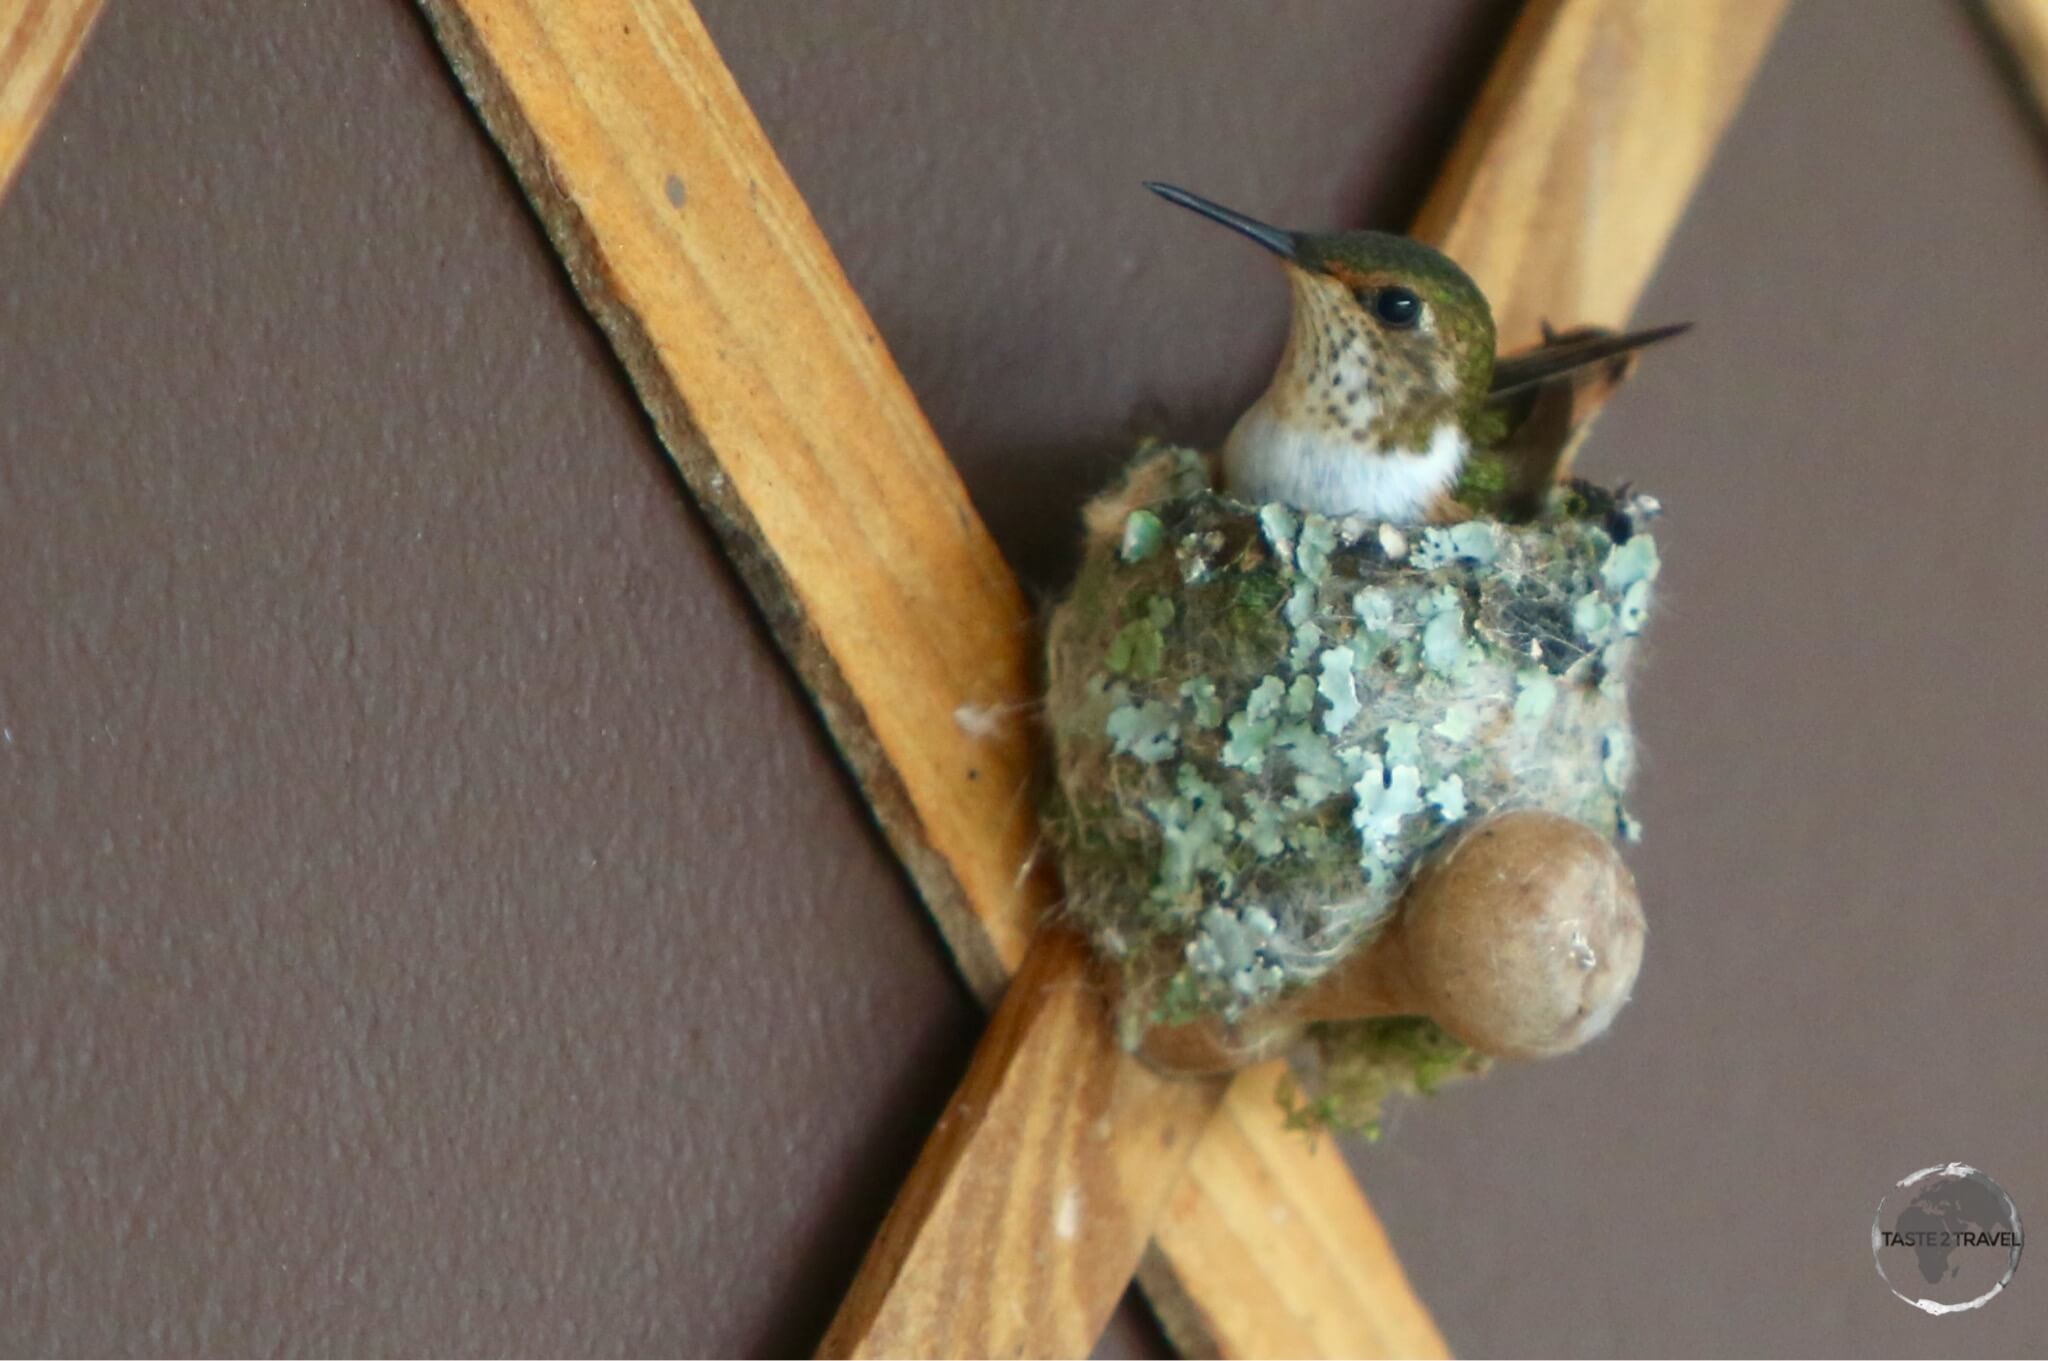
[1141,810,1645,1074]
[1304,810,1645,1058]
[1078,444,1220,550]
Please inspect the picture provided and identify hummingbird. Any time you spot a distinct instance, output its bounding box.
[1145,183,1689,523]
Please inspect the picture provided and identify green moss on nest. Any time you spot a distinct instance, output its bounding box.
[1044,444,1658,1133]
[1281,1019,1494,1140]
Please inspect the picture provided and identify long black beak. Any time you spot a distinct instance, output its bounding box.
[1487,322,1694,399]
[1144,182,1299,262]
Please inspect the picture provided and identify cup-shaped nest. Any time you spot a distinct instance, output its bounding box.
[1044,444,1659,1131]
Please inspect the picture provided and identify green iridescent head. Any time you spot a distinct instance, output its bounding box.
[1144,183,1498,416]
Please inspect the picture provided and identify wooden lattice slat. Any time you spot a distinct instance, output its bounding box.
[818,933,1225,1359]
[419,0,1067,1000]
[1414,0,1790,340]
[1983,0,2048,131]
[0,0,106,204]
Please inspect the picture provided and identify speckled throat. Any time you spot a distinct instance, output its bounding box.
[1220,268,1468,521]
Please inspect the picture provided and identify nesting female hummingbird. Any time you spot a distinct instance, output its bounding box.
[1146,183,1687,523]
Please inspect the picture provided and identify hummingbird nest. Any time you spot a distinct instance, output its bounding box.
[1044,442,1658,1133]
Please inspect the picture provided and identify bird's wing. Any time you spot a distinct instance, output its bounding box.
[1486,322,1692,400]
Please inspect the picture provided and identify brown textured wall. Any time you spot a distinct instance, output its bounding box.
[3,1,2046,1356]
[0,4,984,1355]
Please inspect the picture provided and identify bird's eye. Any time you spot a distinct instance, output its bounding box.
[1371,286,1423,329]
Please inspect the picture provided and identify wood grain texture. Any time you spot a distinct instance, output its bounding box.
[819,932,1225,1359]
[1983,0,2048,129]
[0,0,105,204]
[1139,1068,1445,1360]
[1412,0,1790,347]
[416,0,1040,1003]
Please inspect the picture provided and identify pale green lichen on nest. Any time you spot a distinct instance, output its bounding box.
[1044,443,1659,1133]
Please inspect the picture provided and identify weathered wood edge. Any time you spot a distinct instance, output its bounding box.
[0,0,107,205]
[415,0,1022,1001]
